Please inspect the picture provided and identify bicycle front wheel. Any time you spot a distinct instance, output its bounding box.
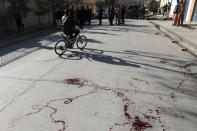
[76,35,87,49]
[55,40,67,55]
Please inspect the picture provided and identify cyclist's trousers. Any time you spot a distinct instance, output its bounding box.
[69,28,80,39]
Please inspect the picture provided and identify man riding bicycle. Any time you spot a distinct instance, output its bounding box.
[62,10,81,47]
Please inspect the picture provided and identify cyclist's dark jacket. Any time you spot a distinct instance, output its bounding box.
[63,16,75,34]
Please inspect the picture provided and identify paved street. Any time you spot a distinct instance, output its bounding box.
[0,19,196,131]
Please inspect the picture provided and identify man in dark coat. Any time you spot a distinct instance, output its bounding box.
[86,6,92,25]
[98,5,104,25]
[108,5,115,25]
[79,6,86,26]
[63,11,80,47]
[75,7,80,25]
[121,5,126,24]
[15,13,24,32]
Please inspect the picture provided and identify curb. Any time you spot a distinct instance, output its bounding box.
[149,21,197,57]
[0,28,57,49]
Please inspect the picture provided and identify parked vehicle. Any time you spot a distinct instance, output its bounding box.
[127,5,140,19]
[94,8,108,19]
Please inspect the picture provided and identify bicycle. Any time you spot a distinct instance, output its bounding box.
[55,26,87,56]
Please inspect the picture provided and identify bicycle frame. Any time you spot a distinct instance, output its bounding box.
[60,33,70,42]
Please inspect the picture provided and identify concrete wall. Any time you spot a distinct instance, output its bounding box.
[0,0,53,37]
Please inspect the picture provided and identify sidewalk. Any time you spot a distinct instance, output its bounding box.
[0,27,57,49]
[149,20,197,57]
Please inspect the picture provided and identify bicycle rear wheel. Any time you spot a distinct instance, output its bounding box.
[55,40,67,55]
[76,35,87,49]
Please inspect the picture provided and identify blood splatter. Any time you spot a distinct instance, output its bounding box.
[11,79,166,131]
[160,60,168,64]
[124,104,132,120]
[65,78,88,88]
[24,89,98,131]
[170,92,176,99]
[143,114,157,121]
[132,77,149,85]
[132,116,153,130]
[64,98,73,104]
[156,109,160,115]
[177,79,185,89]
[117,92,124,98]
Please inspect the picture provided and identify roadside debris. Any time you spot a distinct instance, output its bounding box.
[172,40,178,43]
[181,48,187,51]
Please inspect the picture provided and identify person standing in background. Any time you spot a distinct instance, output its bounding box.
[116,4,121,25]
[163,4,168,17]
[121,5,126,24]
[98,5,104,25]
[15,13,24,32]
[166,2,171,18]
[75,7,80,25]
[86,6,92,25]
[108,5,115,25]
[79,6,85,26]
[172,0,180,26]
[177,0,186,26]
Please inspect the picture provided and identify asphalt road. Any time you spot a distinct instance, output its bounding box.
[0,19,196,131]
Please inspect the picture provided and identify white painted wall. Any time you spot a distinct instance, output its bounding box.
[169,0,192,22]
[185,0,193,21]
[170,0,177,15]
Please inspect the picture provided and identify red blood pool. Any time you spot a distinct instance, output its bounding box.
[132,116,152,130]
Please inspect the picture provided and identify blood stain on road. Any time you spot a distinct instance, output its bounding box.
[65,78,88,88]
[132,77,149,85]
[160,60,168,64]
[10,79,166,131]
[132,116,153,130]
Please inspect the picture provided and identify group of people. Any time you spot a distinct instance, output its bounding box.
[172,0,185,26]
[55,5,92,29]
[162,2,171,18]
[98,4,127,25]
[55,4,128,47]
